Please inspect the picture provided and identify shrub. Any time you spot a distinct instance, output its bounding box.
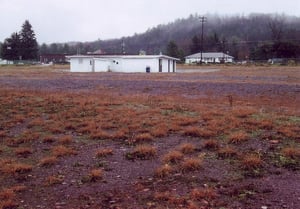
[155,164,174,178]
[217,146,238,158]
[180,158,202,172]
[52,145,77,157]
[58,135,73,144]
[163,151,184,164]
[95,148,113,158]
[203,139,219,150]
[178,143,196,154]
[45,175,63,186]
[182,126,201,137]
[151,126,168,137]
[15,147,33,157]
[190,188,217,200]
[90,130,111,140]
[228,131,248,143]
[42,135,55,143]
[127,145,157,160]
[0,131,6,138]
[241,154,263,170]
[39,156,58,167]
[282,147,300,159]
[2,163,33,175]
[88,169,103,182]
[133,133,154,144]
[153,191,172,201]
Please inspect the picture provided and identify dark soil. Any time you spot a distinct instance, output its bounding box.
[0,66,299,209]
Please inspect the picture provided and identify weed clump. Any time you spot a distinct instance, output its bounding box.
[52,145,77,157]
[15,147,33,157]
[39,156,58,167]
[126,145,157,160]
[190,188,217,201]
[88,169,103,182]
[217,146,238,158]
[180,157,202,172]
[228,131,249,143]
[163,150,184,164]
[282,147,300,159]
[241,154,263,170]
[203,139,219,150]
[133,133,153,144]
[95,148,113,158]
[178,143,196,154]
[155,164,174,178]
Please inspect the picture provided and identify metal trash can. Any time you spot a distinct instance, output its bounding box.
[146,66,150,73]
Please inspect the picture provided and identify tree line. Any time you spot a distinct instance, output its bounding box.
[1,14,300,62]
[0,20,38,61]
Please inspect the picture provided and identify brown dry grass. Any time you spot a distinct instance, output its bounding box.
[203,139,219,150]
[0,188,18,209]
[180,157,202,172]
[15,147,33,157]
[163,150,184,164]
[155,164,174,178]
[178,143,196,154]
[58,135,73,144]
[130,145,157,160]
[52,145,77,157]
[95,148,113,158]
[217,146,238,158]
[228,130,249,143]
[0,66,299,208]
[1,162,33,175]
[241,154,263,170]
[88,169,103,182]
[190,188,217,200]
[45,175,63,186]
[39,156,58,167]
[133,133,154,144]
[282,147,300,159]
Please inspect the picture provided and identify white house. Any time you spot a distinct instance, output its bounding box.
[185,52,234,64]
[67,55,179,73]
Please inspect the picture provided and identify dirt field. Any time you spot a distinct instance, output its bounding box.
[0,65,299,209]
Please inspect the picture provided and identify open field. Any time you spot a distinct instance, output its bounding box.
[0,65,299,209]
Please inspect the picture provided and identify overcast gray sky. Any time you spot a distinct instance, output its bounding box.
[1,0,299,44]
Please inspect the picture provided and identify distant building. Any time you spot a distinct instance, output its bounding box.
[87,49,106,55]
[185,52,234,64]
[67,55,179,73]
[40,54,70,64]
[0,59,13,65]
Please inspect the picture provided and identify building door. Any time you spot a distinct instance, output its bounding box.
[168,60,170,72]
[159,59,162,72]
[173,60,175,72]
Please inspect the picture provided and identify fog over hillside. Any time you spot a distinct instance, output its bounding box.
[38,13,300,61]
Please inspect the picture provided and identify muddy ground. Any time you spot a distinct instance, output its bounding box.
[0,66,299,209]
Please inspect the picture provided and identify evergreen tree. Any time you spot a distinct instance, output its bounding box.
[39,43,48,55]
[166,41,180,58]
[19,20,38,60]
[190,35,201,54]
[0,42,2,58]
[1,32,21,60]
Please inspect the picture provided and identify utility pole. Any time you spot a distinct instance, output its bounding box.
[121,39,126,55]
[200,16,207,64]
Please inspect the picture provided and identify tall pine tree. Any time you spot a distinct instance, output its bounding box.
[20,20,38,60]
[1,32,21,60]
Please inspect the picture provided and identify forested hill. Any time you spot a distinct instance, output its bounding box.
[40,13,300,61]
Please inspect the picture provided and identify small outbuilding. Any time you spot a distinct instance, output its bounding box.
[185,52,234,64]
[67,55,179,73]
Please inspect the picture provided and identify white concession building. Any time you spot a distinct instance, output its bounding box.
[67,55,179,73]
